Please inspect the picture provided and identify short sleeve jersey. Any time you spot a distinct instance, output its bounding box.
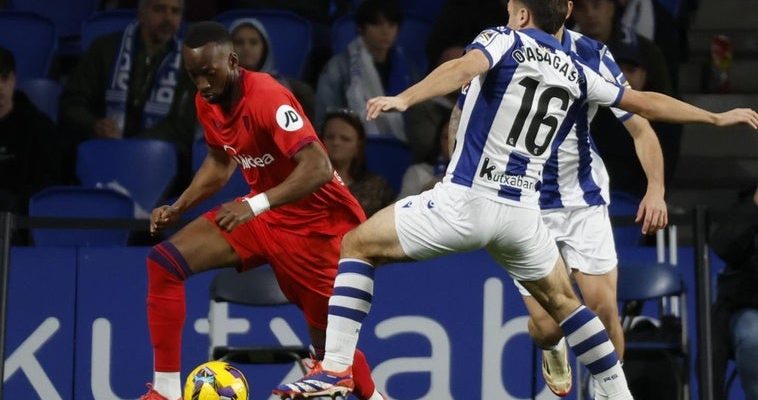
[448,27,624,209]
[196,69,365,234]
[538,29,635,209]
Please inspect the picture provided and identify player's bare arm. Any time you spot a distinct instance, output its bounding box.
[366,49,490,120]
[214,142,333,232]
[623,115,667,234]
[150,146,235,235]
[265,142,333,207]
[619,89,758,129]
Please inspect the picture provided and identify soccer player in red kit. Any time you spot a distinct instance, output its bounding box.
[140,21,384,400]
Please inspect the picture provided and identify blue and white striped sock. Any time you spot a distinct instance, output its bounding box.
[561,305,631,398]
[322,258,375,372]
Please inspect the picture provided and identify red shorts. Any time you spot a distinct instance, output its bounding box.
[204,210,356,330]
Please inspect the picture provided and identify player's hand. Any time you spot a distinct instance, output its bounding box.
[636,188,668,235]
[94,118,122,139]
[214,200,254,232]
[150,205,182,236]
[366,96,409,121]
[714,108,758,129]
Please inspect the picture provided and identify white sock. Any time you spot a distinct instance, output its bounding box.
[560,306,631,398]
[322,258,375,372]
[592,375,609,399]
[154,371,181,400]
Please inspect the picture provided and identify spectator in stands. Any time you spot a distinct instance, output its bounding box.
[572,0,671,94]
[712,185,758,400]
[315,0,418,142]
[60,0,196,189]
[405,44,464,162]
[617,0,694,89]
[573,0,681,198]
[397,114,450,199]
[321,109,394,217]
[0,47,60,215]
[230,18,315,120]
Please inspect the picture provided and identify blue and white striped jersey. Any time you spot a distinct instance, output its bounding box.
[445,27,624,209]
[538,29,633,210]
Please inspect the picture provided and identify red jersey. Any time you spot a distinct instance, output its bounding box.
[196,69,365,235]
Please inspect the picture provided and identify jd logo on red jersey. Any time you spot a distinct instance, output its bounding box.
[223,145,275,169]
[275,104,304,132]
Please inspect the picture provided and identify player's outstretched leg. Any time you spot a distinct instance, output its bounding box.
[141,242,193,400]
[272,258,374,398]
[141,217,240,400]
[520,259,632,400]
[275,204,406,398]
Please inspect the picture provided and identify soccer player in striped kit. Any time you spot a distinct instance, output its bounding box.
[510,4,668,396]
[276,0,757,398]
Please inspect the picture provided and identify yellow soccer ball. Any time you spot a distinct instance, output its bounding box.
[183,361,249,400]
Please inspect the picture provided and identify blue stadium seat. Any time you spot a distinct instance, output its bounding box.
[330,14,355,55]
[365,136,412,193]
[28,186,134,246]
[184,137,250,221]
[396,14,432,73]
[7,0,99,38]
[609,190,643,246]
[0,11,57,80]
[80,9,137,52]
[402,0,446,22]
[616,262,689,398]
[331,13,431,73]
[76,139,177,217]
[618,263,683,302]
[215,9,312,79]
[16,79,62,122]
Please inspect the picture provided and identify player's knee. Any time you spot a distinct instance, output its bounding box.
[147,241,193,282]
[340,230,364,259]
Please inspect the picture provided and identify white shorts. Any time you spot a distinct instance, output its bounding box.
[515,205,618,296]
[394,183,559,282]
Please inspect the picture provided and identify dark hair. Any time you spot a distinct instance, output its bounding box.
[184,21,231,48]
[356,0,403,28]
[0,46,15,76]
[514,0,568,34]
[321,109,368,180]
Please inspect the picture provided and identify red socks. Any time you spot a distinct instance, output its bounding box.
[146,242,191,372]
[352,349,376,400]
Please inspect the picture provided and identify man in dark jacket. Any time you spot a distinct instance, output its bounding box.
[0,46,60,216]
[60,0,196,187]
[711,185,758,399]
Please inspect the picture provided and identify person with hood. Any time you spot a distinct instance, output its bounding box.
[230,18,315,121]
